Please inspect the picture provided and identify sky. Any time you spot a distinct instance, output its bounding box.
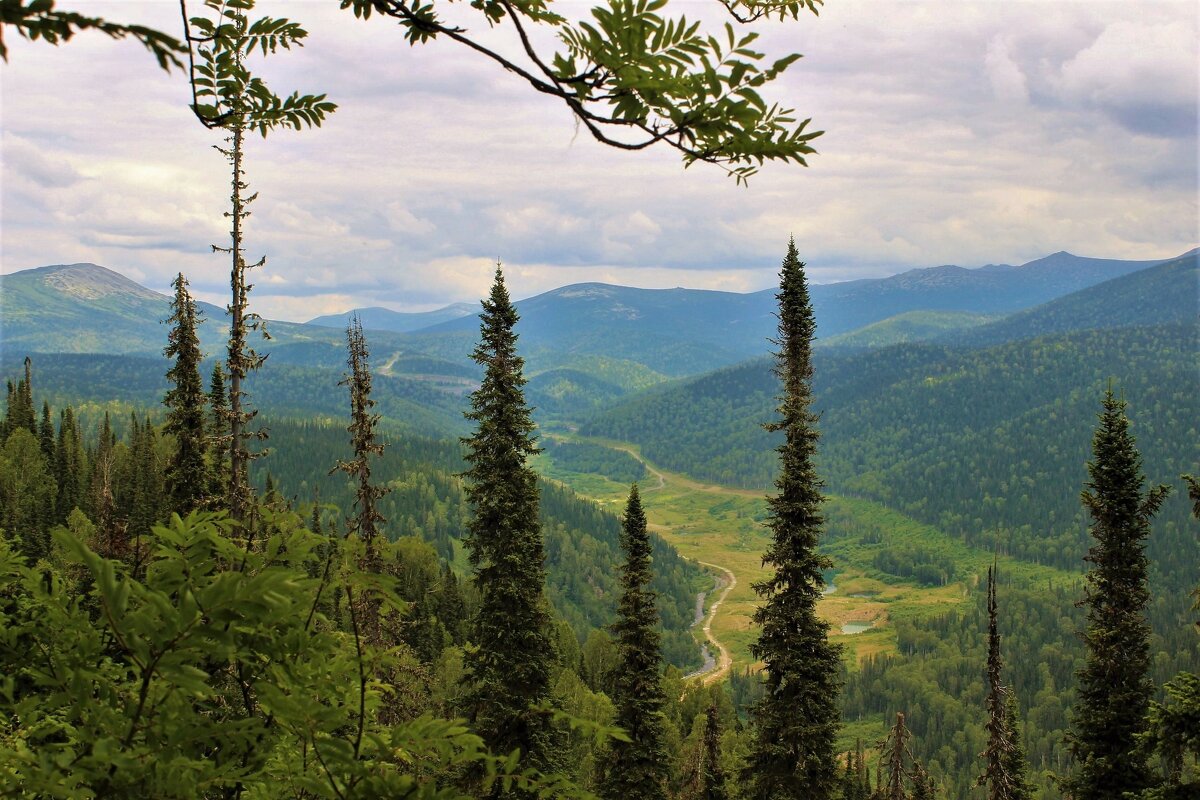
[1,0,1196,321]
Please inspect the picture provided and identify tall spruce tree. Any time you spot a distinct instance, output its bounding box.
[461,265,557,775]
[3,357,36,440]
[163,272,209,515]
[1064,389,1170,800]
[54,406,87,523]
[745,238,842,800]
[601,484,669,800]
[332,316,387,557]
[1134,476,1200,800]
[978,565,1031,800]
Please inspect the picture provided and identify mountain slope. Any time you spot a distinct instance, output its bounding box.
[4,351,470,437]
[806,250,1186,336]
[410,250,1187,363]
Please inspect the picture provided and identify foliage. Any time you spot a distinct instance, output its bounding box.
[341,0,822,183]
[185,0,335,134]
[0,507,607,798]
[0,0,183,67]
[744,239,841,799]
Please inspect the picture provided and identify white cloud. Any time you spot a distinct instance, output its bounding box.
[985,37,1029,104]
[1048,19,1198,137]
[0,0,1195,321]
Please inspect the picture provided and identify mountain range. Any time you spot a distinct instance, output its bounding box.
[4,248,1192,388]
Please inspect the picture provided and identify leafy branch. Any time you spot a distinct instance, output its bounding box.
[342,0,822,183]
[0,0,185,68]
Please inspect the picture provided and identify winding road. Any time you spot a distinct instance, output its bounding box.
[686,561,738,685]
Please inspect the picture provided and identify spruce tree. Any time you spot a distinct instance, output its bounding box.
[910,764,936,800]
[702,703,728,800]
[601,484,669,800]
[4,357,36,440]
[163,272,209,515]
[54,406,84,522]
[461,265,556,774]
[1064,389,1169,800]
[745,238,842,800]
[333,317,387,557]
[878,712,912,800]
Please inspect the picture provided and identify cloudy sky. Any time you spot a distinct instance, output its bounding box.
[1,0,1196,320]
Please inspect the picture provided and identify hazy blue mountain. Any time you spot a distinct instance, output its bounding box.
[0,263,438,376]
[5,249,1189,388]
[409,250,1188,366]
[412,283,776,375]
[805,250,1183,336]
[951,250,1198,347]
[306,303,477,332]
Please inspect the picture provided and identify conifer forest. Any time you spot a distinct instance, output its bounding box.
[0,1,1197,798]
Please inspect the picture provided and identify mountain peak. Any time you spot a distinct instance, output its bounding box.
[21,262,164,302]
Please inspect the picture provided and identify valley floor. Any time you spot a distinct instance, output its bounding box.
[536,433,1079,743]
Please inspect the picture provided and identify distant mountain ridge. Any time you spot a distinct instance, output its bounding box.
[0,262,416,365]
[306,303,477,332]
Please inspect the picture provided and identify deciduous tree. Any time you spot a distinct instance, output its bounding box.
[183,0,335,523]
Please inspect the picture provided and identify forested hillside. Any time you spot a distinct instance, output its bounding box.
[955,251,1198,347]
[585,324,1198,575]
[259,419,704,668]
